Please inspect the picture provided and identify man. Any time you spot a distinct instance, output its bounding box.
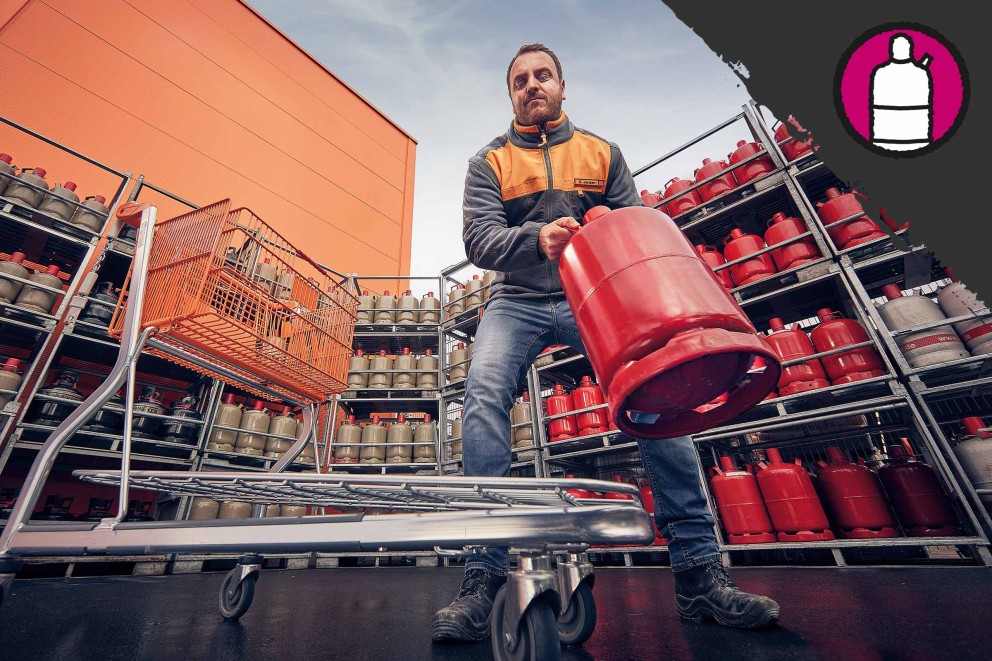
[432,43,780,644]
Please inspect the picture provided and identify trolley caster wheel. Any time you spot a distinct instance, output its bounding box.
[490,584,561,661]
[219,568,257,620]
[557,581,596,646]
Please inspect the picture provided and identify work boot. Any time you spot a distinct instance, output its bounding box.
[431,568,507,642]
[674,562,780,630]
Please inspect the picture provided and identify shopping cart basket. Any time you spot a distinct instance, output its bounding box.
[0,202,654,659]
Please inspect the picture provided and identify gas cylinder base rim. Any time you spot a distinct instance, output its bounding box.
[830,370,888,386]
[208,445,235,453]
[609,328,781,439]
[906,525,965,538]
[577,426,608,436]
[727,532,778,545]
[332,458,359,465]
[551,434,577,443]
[736,272,778,286]
[777,257,821,272]
[775,530,836,542]
[837,527,901,540]
[234,448,264,457]
[778,379,831,397]
[841,232,889,250]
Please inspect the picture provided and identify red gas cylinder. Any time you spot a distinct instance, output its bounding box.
[815,446,900,539]
[603,475,635,501]
[545,384,577,442]
[694,244,735,290]
[774,116,814,161]
[728,140,775,185]
[709,455,777,544]
[572,375,608,436]
[763,212,821,271]
[766,317,830,396]
[662,177,702,216]
[638,478,668,546]
[810,309,887,385]
[564,474,598,500]
[756,448,835,542]
[559,205,780,439]
[752,356,778,400]
[723,228,777,286]
[815,188,887,250]
[694,158,738,202]
[639,189,668,215]
[878,442,963,537]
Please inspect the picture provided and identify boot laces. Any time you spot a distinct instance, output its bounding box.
[709,563,740,590]
[457,569,492,599]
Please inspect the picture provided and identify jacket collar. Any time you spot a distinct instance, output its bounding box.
[509,113,573,148]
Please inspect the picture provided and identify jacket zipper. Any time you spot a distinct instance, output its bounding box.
[540,129,555,290]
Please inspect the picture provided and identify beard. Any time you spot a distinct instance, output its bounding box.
[515,90,563,127]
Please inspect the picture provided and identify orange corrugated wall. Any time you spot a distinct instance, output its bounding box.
[0,0,416,281]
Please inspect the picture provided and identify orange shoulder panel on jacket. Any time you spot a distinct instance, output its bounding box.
[550,131,611,195]
[485,141,549,202]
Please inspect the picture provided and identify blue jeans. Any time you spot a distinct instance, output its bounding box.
[461,295,722,576]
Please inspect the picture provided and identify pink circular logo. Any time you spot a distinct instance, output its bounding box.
[834,23,968,156]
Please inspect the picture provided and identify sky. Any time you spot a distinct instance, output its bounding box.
[250,0,768,290]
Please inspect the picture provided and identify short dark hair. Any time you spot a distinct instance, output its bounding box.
[506,43,563,91]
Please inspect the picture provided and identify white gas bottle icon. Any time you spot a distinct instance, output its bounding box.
[870,34,934,151]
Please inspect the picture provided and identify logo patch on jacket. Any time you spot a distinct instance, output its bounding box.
[574,178,606,190]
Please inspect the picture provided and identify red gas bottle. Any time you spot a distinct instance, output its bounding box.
[572,375,608,436]
[766,318,830,396]
[756,448,835,542]
[723,228,777,286]
[809,309,887,385]
[728,140,775,185]
[774,116,814,161]
[815,188,887,250]
[878,442,963,537]
[559,205,780,439]
[603,475,635,501]
[545,384,577,442]
[662,177,702,216]
[709,455,777,544]
[564,474,598,500]
[638,478,669,546]
[752,355,778,400]
[764,212,821,272]
[815,447,900,538]
[694,158,737,202]
[694,244,735,290]
[640,189,668,215]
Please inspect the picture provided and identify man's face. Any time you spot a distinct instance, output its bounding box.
[508,51,565,127]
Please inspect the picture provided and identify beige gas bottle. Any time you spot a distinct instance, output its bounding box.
[374,289,396,324]
[253,258,278,295]
[419,291,440,323]
[207,393,242,451]
[446,283,466,318]
[938,271,992,356]
[511,391,534,448]
[447,342,469,384]
[69,194,110,233]
[218,501,252,519]
[0,154,15,196]
[357,290,377,323]
[877,284,970,367]
[297,421,315,464]
[4,167,48,207]
[333,414,362,463]
[386,414,413,463]
[368,350,393,389]
[416,349,439,389]
[188,497,219,520]
[348,349,370,389]
[235,400,270,455]
[280,505,307,517]
[264,503,281,517]
[414,414,437,463]
[393,347,417,389]
[265,405,298,457]
[360,414,387,463]
[482,270,496,302]
[0,358,23,409]
[465,274,484,309]
[39,181,79,221]
[0,251,29,304]
[449,417,462,461]
[271,268,294,301]
[396,289,418,324]
[14,264,62,314]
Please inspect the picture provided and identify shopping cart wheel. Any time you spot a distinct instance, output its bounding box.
[490,584,561,661]
[557,581,596,645]
[219,566,258,620]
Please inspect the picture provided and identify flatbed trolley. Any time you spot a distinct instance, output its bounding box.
[0,201,654,659]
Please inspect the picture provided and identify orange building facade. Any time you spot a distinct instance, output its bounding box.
[0,0,416,278]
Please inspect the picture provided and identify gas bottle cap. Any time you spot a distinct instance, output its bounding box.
[378,349,387,356]
[553,384,565,394]
[457,342,464,349]
[825,446,847,463]
[397,413,406,423]
[347,414,355,423]
[402,347,410,355]
[888,445,909,459]
[768,317,785,332]
[613,474,624,482]
[523,391,530,402]
[824,187,841,200]
[0,154,11,164]
[426,291,434,297]
[9,252,26,263]
[718,455,736,471]
[728,228,744,240]
[92,195,106,205]
[702,158,712,165]
[425,349,432,356]
[282,405,291,415]
[262,258,270,264]
[472,275,479,280]
[423,413,431,423]
[2,358,20,371]
[371,414,380,424]
[962,417,989,438]
[355,349,364,356]
[253,401,265,411]
[63,181,77,191]
[45,265,61,276]
[405,289,412,295]
[882,284,903,300]
[580,375,593,386]
[582,205,611,225]
[456,283,464,289]
[817,308,837,321]
[363,290,370,295]
[34,167,47,178]
[382,290,391,296]
[765,448,784,463]
[770,212,787,223]
[222,393,236,405]
[737,140,747,148]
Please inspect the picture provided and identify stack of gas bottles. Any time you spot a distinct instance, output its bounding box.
[330,413,437,466]
[205,394,312,463]
[347,347,441,391]
[815,187,906,251]
[356,289,440,325]
[763,309,888,398]
[15,494,157,522]
[0,152,111,232]
[0,250,69,315]
[543,376,619,443]
[874,274,992,369]
[187,498,310,521]
[773,115,816,163]
[443,271,496,320]
[708,441,965,544]
[638,135,778,219]
[564,474,668,547]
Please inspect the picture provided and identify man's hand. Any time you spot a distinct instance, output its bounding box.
[539,217,581,260]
